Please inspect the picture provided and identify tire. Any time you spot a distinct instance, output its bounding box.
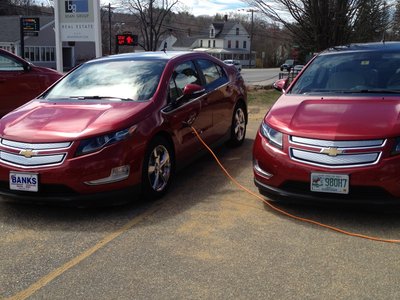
[141,136,174,199]
[228,102,247,147]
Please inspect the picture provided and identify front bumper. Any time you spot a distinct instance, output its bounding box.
[253,132,400,205]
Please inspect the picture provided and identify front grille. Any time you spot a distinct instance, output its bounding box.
[0,139,72,168]
[289,136,385,168]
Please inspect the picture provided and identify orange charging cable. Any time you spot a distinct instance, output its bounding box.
[191,126,400,244]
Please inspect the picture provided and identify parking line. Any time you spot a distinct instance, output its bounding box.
[7,201,163,300]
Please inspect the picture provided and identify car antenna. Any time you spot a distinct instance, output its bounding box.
[163,42,167,54]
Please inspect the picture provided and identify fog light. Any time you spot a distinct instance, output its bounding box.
[253,160,273,179]
[85,165,130,185]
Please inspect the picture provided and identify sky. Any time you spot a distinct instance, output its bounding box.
[98,0,253,17]
[178,0,251,17]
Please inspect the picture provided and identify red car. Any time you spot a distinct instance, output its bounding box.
[0,49,62,117]
[253,42,400,205]
[0,51,247,205]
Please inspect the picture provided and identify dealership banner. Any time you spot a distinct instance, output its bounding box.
[59,0,96,41]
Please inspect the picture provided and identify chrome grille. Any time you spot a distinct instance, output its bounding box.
[0,139,72,168]
[289,136,385,168]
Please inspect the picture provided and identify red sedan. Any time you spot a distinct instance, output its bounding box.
[0,51,247,205]
[0,49,62,117]
[253,42,400,205]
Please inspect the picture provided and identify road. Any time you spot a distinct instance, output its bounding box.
[1,96,400,299]
[241,68,280,86]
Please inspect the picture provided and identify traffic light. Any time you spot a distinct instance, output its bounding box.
[116,34,138,46]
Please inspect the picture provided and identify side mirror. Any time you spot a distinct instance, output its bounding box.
[182,83,205,97]
[273,79,288,93]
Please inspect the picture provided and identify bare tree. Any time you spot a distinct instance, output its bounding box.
[119,0,179,51]
[247,0,391,53]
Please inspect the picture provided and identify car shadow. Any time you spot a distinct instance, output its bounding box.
[0,136,255,233]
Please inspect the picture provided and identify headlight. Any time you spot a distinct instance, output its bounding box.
[392,138,400,156]
[75,127,134,156]
[260,121,283,149]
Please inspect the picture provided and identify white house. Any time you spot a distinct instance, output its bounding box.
[192,21,254,67]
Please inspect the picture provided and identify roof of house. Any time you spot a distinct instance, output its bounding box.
[0,15,54,43]
[212,21,242,38]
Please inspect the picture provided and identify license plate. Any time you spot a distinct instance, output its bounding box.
[310,173,349,194]
[9,172,38,192]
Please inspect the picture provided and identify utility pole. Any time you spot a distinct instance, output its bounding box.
[108,3,112,55]
[248,9,257,68]
[239,8,258,68]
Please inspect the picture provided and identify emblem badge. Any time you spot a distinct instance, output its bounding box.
[320,147,343,157]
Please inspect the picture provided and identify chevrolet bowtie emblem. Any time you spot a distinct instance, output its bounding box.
[19,149,36,158]
[320,147,343,157]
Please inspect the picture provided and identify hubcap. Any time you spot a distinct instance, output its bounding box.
[234,108,246,141]
[148,145,171,192]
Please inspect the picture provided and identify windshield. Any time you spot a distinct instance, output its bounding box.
[44,59,166,101]
[290,50,400,95]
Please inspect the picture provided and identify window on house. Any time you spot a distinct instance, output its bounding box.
[235,40,239,48]
[23,46,56,62]
[243,41,247,49]
[208,40,211,48]
[200,40,203,47]
[213,40,215,48]
[210,28,214,37]
[228,40,231,48]
[236,28,239,35]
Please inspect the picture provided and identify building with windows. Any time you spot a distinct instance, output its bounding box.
[0,15,95,71]
[192,20,254,67]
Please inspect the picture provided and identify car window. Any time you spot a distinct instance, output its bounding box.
[0,53,24,71]
[197,59,227,86]
[44,59,166,101]
[169,61,201,103]
[290,51,400,94]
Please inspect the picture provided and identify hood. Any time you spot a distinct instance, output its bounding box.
[0,100,151,142]
[266,95,400,140]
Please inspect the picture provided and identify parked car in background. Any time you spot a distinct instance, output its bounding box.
[0,49,62,117]
[280,59,300,72]
[0,51,247,205]
[254,42,400,205]
[223,59,242,72]
[293,64,305,73]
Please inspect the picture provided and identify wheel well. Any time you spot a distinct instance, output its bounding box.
[236,99,248,123]
[150,131,175,162]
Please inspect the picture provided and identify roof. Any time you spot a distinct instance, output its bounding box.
[88,51,199,63]
[211,21,241,38]
[0,15,54,43]
[323,42,400,55]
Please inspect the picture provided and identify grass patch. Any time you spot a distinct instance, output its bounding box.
[247,87,281,108]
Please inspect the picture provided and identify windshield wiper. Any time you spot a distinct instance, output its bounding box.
[348,89,400,94]
[70,96,133,101]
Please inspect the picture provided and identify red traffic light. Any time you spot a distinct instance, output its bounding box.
[116,34,138,46]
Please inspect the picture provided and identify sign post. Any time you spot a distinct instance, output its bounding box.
[19,17,40,58]
[115,33,138,54]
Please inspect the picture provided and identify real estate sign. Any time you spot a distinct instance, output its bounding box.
[59,0,95,41]
[54,0,102,72]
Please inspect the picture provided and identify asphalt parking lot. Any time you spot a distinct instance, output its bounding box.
[1,94,400,299]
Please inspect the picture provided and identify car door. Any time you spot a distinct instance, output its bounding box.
[161,60,213,162]
[195,58,232,142]
[0,52,42,115]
